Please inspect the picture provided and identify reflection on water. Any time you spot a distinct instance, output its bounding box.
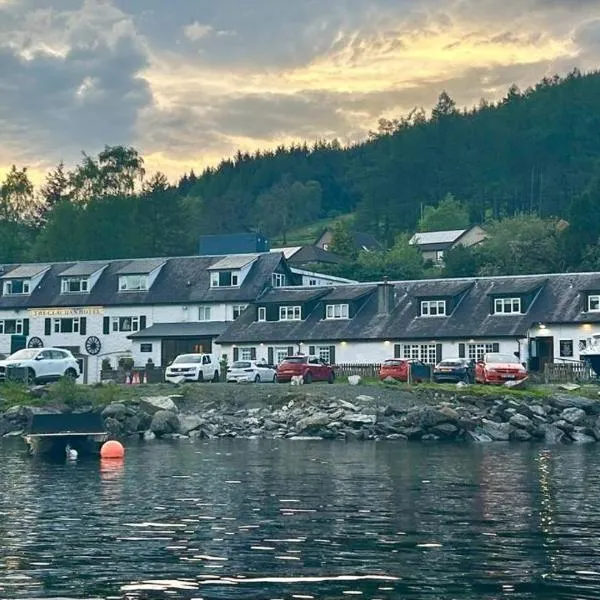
[1,438,600,599]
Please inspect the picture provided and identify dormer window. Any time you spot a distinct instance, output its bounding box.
[258,307,266,321]
[210,271,239,288]
[494,297,521,314]
[272,273,286,287]
[119,275,148,292]
[3,279,30,296]
[326,304,349,319]
[421,300,446,316]
[61,277,89,294]
[279,306,301,321]
[588,295,600,312]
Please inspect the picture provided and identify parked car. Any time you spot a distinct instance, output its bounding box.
[433,358,476,383]
[378,358,430,382]
[164,353,220,383]
[227,360,277,383]
[276,355,335,384]
[475,353,527,385]
[0,348,80,384]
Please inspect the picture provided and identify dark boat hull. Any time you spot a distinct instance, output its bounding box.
[24,435,106,458]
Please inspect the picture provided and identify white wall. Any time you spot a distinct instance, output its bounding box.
[528,323,600,362]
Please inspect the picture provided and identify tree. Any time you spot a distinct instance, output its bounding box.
[0,165,35,222]
[418,194,470,232]
[328,221,357,259]
[37,162,70,224]
[431,91,457,120]
[442,244,480,278]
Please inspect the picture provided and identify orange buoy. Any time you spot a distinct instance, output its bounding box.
[100,440,125,459]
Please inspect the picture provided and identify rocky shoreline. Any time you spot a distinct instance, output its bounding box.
[2,383,600,444]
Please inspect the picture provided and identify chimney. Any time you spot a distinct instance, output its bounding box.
[377,277,395,315]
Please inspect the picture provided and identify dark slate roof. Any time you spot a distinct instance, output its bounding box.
[129,322,228,339]
[287,246,345,266]
[486,277,548,295]
[117,258,166,275]
[258,288,330,304]
[0,252,285,309]
[59,262,109,277]
[207,255,259,270]
[217,272,600,344]
[2,264,51,279]
[322,285,377,302]
[351,231,382,251]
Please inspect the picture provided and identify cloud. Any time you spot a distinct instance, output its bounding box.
[183,21,213,42]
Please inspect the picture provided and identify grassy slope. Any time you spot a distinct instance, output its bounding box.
[271,213,355,247]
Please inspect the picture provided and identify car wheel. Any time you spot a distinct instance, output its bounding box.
[254,374,261,383]
[328,372,334,384]
[64,368,78,380]
[197,371,204,383]
[27,368,36,385]
[212,371,219,383]
[304,371,313,384]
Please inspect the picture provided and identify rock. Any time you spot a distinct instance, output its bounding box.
[348,375,361,386]
[338,400,359,412]
[437,405,460,423]
[456,381,468,389]
[560,407,587,425]
[2,429,23,437]
[529,405,546,417]
[150,410,180,436]
[162,433,189,440]
[399,427,424,440]
[553,395,600,414]
[123,415,142,434]
[480,419,511,441]
[28,385,49,398]
[431,423,458,437]
[101,403,128,419]
[504,377,528,389]
[510,428,532,441]
[542,424,566,444]
[554,419,575,433]
[342,413,377,425]
[296,413,331,432]
[104,417,123,436]
[288,436,323,441]
[383,376,398,385]
[140,396,179,414]
[509,413,534,431]
[421,433,439,441]
[559,383,581,391]
[467,429,493,443]
[385,433,408,440]
[515,404,534,419]
[571,427,596,443]
[178,414,205,435]
[356,395,374,402]
[143,430,156,441]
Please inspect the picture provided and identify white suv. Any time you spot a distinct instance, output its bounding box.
[0,348,81,383]
[165,353,220,383]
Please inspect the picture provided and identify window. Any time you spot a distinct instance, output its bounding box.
[326,304,349,319]
[140,343,153,353]
[588,295,600,312]
[202,355,211,365]
[3,279,30,295]
[272,273,286,287]
[275,347,289,363]
[559,340,574,358]
[198,306,212,321]
[240,347,255,361]
[421,300,446,316]
[119,275,148,292]
[61,277,88,293]
[402,344,437,364]
[112,316,140,332]
[435,250,445,263]
[317,346,331,363]
[494,297,522,314]
[308,278,318,286]
[0,319,23,334]
[210,271,239,288]
[467,343,498,361]
[279,306,302,321]
[233,305,247,320]
[258,307,266,322]
[53,317,80,333]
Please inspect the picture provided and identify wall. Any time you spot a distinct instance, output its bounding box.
[456,225,488,248]
[528,323,599,362]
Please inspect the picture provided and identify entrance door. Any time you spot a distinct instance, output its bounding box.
[161,338,213,366]
[529,336,554,372]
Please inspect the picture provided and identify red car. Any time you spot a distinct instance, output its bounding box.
[276,356,335,384]
[475,353,528,384]
[378,358,430,383]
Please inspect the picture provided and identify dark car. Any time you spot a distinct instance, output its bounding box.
[433,358,476,383]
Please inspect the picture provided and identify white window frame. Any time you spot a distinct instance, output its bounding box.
[467,343,496,361]
[325,304,349,320]
[210,270,240,288]
[494,297,522,315]
[317,346,331,363]
[232,304,247,320]
[308,278,318,286]
[53,317,80,334]
[198,306,212,322]
[402,344,437,365]
[421,300,446,317]
[272,273,286,287]
[111,316,140,333]
[258,307,267,322]
[118,275,148,292]
[0,319,23,335]
[61,277,89,294]
[240,347,254,361]
[588,295,600,312]
[279,306,302,321]
[3,279,30,295]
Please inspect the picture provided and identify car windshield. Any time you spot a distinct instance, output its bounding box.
[438,360,466,367]
[173,354,202,364]
[282,357,306,364]
[485,354,519,364]
[232,361,252,369]
[8,349,38,360]
[383,360,404,366]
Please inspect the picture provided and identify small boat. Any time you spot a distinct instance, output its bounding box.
[579,334,600,376]
[23,413,108,458]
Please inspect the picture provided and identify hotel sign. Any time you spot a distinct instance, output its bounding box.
[28,306,105,317]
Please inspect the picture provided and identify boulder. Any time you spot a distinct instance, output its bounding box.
[509,413,534,432]
[385,433,408,440]
[143,430,156,441]
[104,417,124,437]
[542,424,566,444]
[348,375,361,386]
[510,428,532,441]
[430,423,458,438]
[356,395,374,402]
[480,419,511,441]
[529,405,546,418]
[101,403,128,420]
[342,413,377,425]
[553,395,600,414]
[467,429,493,443]
[178,414,205,435]
[560,407,587,425]
[140,396,179,414]
[383,376,398,385]
[150,410,180,436]
[571,428,596,443]
[296,413,331,432]
[437,405,460,423]
[553,419,575,433]
[338,400,359,412]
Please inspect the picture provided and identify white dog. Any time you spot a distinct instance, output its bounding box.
[290,375,304,386]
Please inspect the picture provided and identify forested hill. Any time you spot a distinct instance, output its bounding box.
[2,68,600,265]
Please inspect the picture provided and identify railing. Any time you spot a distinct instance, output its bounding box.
[333,363,383,379]
[544,361,597,384]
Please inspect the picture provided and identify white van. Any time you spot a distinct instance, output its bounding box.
[164,353,220,383]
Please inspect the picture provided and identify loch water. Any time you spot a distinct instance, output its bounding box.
[1,438,600,599]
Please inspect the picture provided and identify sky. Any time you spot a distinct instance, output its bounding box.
[0,0,598,185]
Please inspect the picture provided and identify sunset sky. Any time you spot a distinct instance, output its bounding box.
[0,0,598,185]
